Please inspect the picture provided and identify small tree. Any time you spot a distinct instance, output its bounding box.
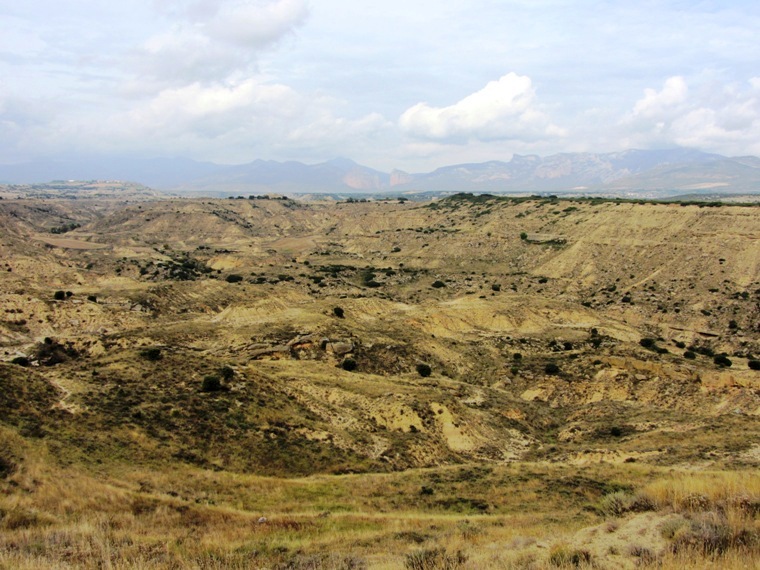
[714,354,732,368]
[201,375,222,392]
[416,363,432,377]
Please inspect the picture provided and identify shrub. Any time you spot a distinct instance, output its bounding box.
[520,232,528,240]
[431,280,446,288]
[749,360,760,370]
[544,363,560,375]
[714,354,732,368]
[220,366,234,381]
[548,544,592,568]
[598,491,654,517]
[140,347,162,361]
[639,338,657,349]
[53,290,66,301]
[404,548,466,570]
[416,363,432,377]
[684,351,697,360]
[10,356,29,367]
[341,358,357,372]
[225,274,243,283]
[87,295,97,303]
[201,375,222,392]
[333,306,345,318]
[491,283,501,292]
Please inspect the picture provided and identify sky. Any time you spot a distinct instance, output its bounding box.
[1,0,760,172]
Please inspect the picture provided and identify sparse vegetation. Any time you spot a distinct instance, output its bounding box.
[1,191,758,569]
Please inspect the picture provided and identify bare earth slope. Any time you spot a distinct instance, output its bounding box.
[0,193,758,568]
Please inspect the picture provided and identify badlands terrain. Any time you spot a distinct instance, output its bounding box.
[0,186,758,569]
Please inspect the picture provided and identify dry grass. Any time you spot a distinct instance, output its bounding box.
[641,471,760,513]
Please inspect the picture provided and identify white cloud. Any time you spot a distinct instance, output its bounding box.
[632,76,689,119]
[399,73,565,144]
[623,76,760,156]
[135,0,308,86]
[206,0,309,47]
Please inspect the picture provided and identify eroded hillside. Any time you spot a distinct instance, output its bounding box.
[1,193,758,569]
[1,194,759,473]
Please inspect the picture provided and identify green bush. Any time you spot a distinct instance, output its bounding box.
[201,375,222,392]
[53,290,66,301]
[544,363,560,375]
[416,363,432,377]
[714,354,732,368]
[140,347,162,361]
[749,360,760,370]
[431,280,446,288]
[333,307,345,318]
[341,358,357,372]
[225,274,243,283]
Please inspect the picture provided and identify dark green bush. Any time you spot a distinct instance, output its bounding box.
[544,363,560,375]
[431,280,446,288]
[684,351,697,360]
[714,354,732,368]
[749,360,760,370]
[140,348,162,361]
[341,358,357,372]
[201,375,222,392]
[225,274,243,283]
[333,307,345,318]
[53,290,66,301]
[416,363,432,377]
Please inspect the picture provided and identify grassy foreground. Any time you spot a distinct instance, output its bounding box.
[1,428,757,569]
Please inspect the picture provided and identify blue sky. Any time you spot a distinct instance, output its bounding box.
[1,0,759,171]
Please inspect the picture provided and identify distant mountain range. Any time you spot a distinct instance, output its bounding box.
[2,149,759,197]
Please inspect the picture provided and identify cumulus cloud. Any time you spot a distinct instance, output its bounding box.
[623,76,760,155]
[399,72,565,144]
[135,0,308,85]
[632,76,688,119]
